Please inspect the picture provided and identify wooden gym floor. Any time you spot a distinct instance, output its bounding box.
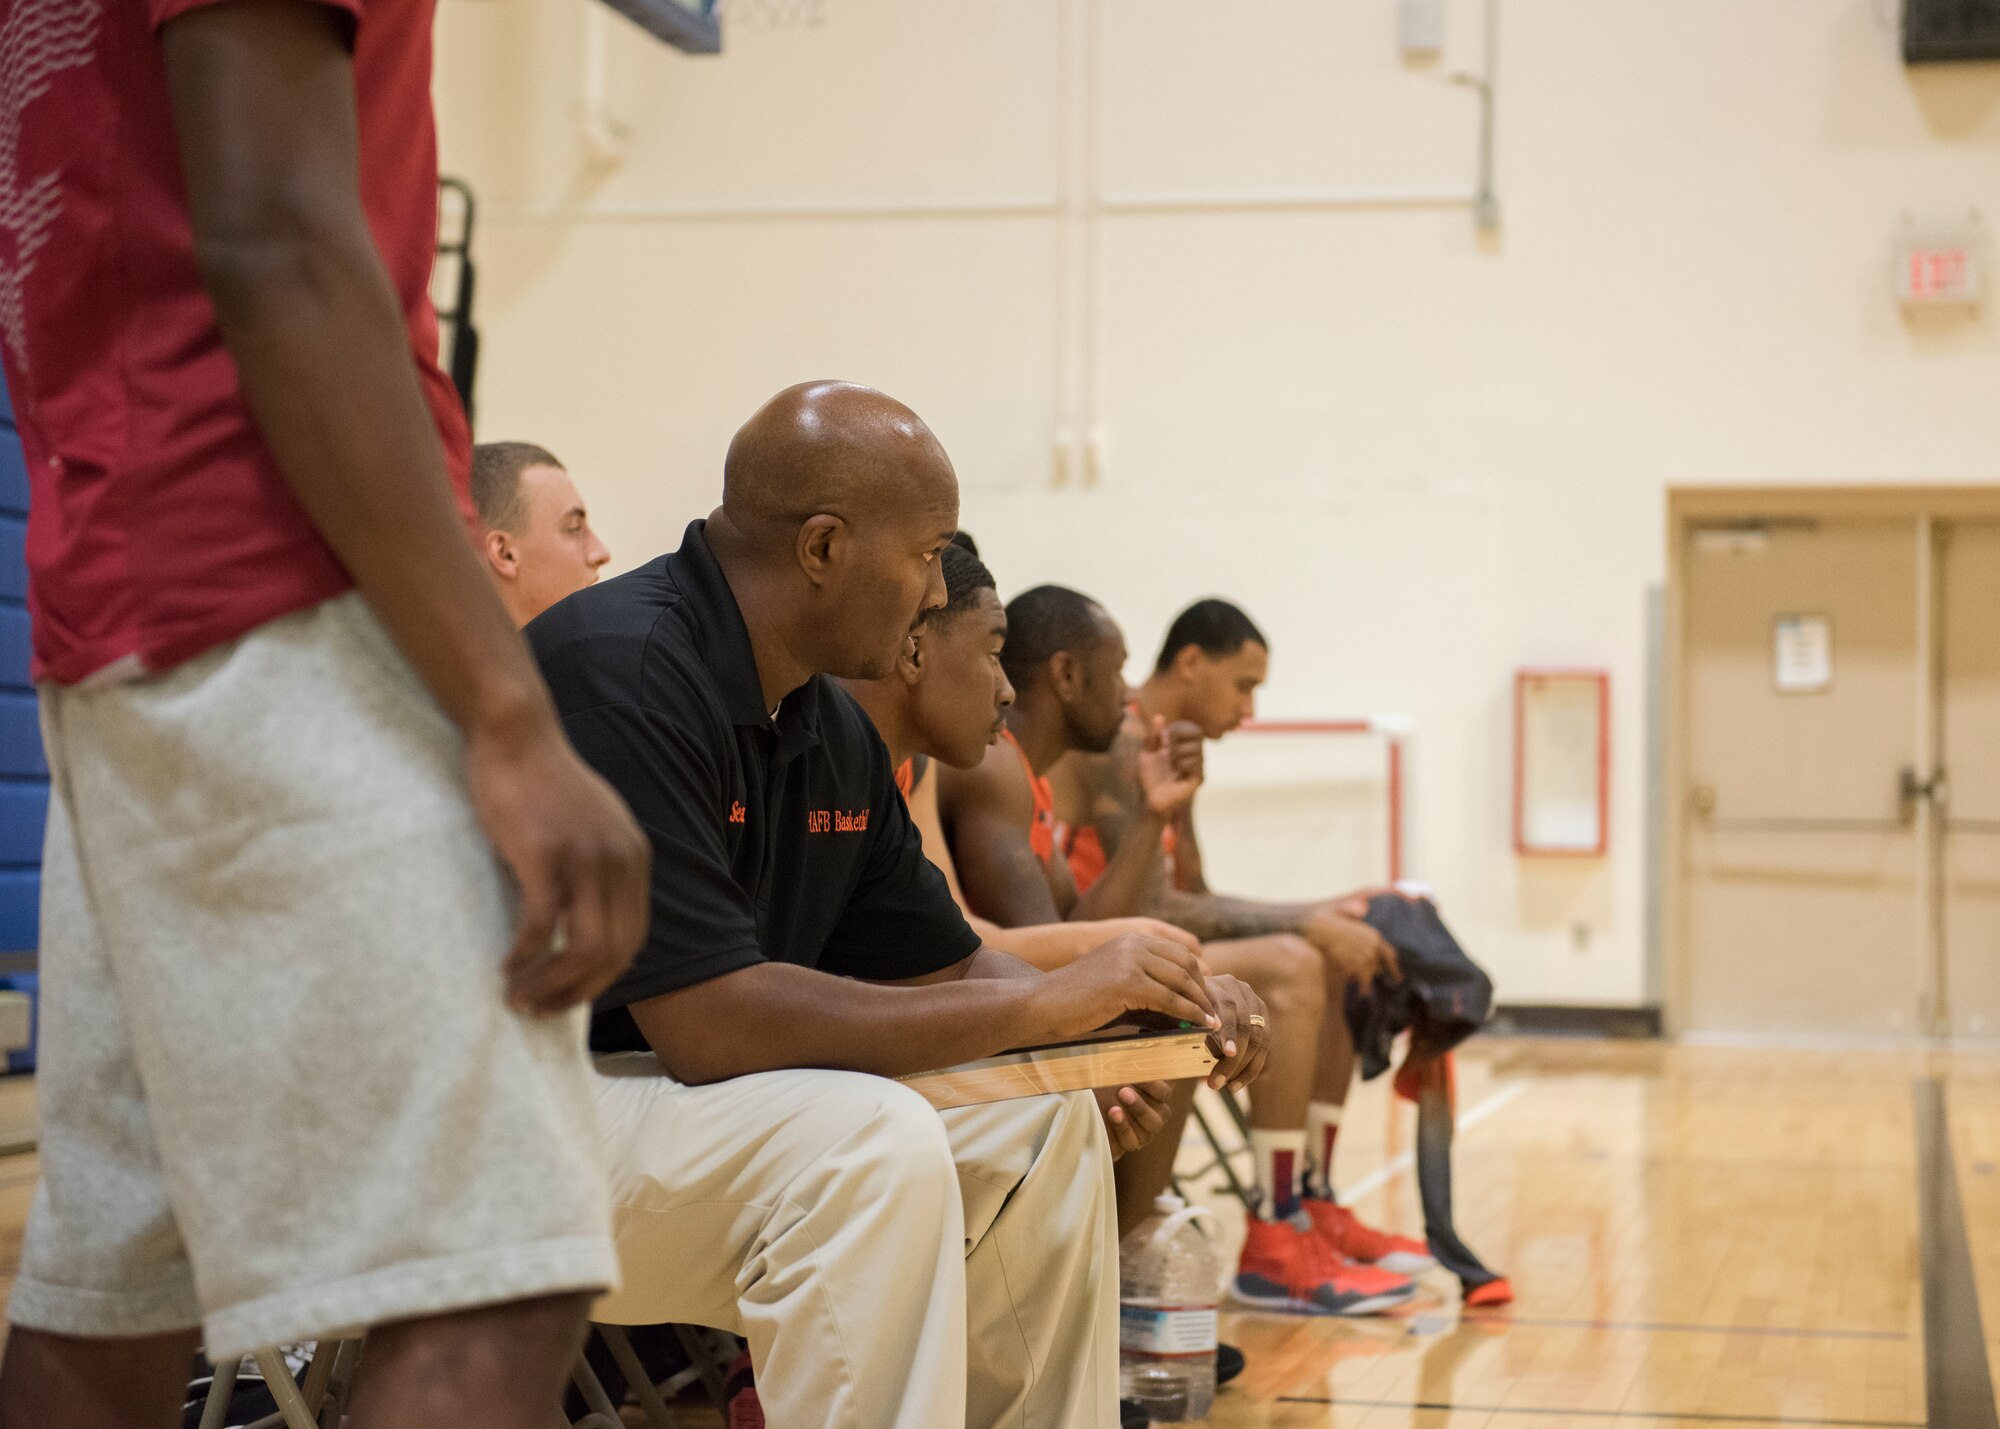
[1188,1037,1999,1429]
[0,1037,1995,1428]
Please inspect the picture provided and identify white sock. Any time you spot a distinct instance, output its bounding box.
[1304,1101,1344,1198]
[1249,1128,1307,1220]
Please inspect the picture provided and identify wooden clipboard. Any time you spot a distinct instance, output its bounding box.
[898,1029,1217,1111]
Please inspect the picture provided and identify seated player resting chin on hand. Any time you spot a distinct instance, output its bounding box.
[942,587,1425,1314]
[842,538,1273,1162]
[528,382,1266,1429]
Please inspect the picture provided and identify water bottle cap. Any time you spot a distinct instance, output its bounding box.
[1153,1193,1186,1215]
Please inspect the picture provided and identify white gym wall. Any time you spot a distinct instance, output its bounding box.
[431,0,2000,1009]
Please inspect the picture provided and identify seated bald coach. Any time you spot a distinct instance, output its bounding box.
[528,382,1258,1429]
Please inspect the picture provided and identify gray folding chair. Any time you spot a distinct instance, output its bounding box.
[574,1322,740,1428]
[1177,1084,1258,1214]
[197,1339,358,1429]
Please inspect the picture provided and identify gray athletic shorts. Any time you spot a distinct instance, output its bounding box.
[7,592,616,1359]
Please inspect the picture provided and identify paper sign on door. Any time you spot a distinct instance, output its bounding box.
[1773,615,1832,694]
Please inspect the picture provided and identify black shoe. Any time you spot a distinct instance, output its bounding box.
[1120,1398,1151,1429]
[1217,1341,1246,1388]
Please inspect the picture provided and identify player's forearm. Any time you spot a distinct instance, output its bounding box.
[1154,888,1319,942]
[955,840,1068,928]
[190,203,547,743]
[636,961,1060,1084]
[1070,808,1167,922]
[1170,812,1209,893]
[974,917,1109,972]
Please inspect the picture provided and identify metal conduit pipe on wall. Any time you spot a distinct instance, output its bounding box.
[564,0,1503,487]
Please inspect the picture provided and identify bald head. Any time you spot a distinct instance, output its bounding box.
[723,381,956,551]
[707,381,963,690]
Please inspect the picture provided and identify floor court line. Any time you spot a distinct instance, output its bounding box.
[1469,1316,1908,1342]
[1915,1076,1999,1429]
[1274,1398,1923,1428]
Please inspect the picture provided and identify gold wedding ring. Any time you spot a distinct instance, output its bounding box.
[1246,1014,1267,1028]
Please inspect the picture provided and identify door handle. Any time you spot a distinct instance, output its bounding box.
[1899,766,1949,815]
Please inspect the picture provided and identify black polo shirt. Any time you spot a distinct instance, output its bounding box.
[529,519,982,1053]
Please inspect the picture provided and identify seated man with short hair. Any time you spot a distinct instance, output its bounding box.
[851,543,1219,977]
[529,382,1263,1429]
[843,539,1271,1162]
[1054,597,1442,1274]
[941,586,1425,1316]
[471,440,613,626]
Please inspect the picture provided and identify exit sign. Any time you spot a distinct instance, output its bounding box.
[1896,234,1985,306]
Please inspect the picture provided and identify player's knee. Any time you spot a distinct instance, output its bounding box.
[1261,933,1328,1018]
[358,1293,592,1422]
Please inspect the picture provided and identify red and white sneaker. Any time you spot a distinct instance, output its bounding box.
[1302,1197,1436,1275]
[1229,1215,1417,1317]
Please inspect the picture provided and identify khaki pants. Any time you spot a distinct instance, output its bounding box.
[592,1055,1119,1429]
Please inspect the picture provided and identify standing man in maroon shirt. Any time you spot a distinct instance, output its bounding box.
[0,2,650,1426]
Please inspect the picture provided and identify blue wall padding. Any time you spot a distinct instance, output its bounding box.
[0,867,36,951]
[0,377,36,1016]
[0,516,23,602]
[0,691,43,777]
[0,784,45,865]
[0,443,25,517]
[0,605,29,691]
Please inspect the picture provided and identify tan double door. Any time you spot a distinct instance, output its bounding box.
[1942,521,2000,1038]
[1677,503,2000,1041]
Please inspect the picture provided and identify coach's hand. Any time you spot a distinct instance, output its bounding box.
[1030,933,1220,1042]
[1098,1081,1175,1160]
[468,706,652,1016]
[1203,974,1271,1093]
[1301,908,1401,989]
[1137,716,1204,819]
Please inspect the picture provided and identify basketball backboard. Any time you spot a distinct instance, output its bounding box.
[595,0,720,53]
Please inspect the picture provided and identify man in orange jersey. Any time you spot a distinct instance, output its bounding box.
[940,587,1423,1317]
[842,541,1268,1162]
[1055,597,1460,1266]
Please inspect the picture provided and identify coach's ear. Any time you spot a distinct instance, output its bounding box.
[796,512,846,587]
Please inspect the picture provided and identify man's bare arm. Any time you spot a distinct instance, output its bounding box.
[1066,726,1173,922]
[628,941,1219,1085]
[936,743,1068,927]
[887,945,1042,985]
[1169,805,1208,893]
[1154,887,1324,941]
[159,2,647,1013]
[1072,724,1208,924]
[1077,727,1390,961]
[909,768,1142,968]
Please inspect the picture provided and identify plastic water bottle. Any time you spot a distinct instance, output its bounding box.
[1119,1193,1222,1422]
